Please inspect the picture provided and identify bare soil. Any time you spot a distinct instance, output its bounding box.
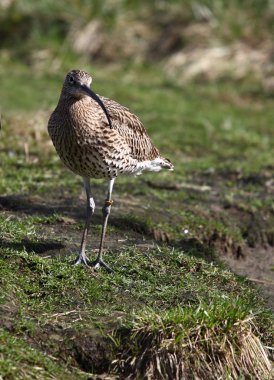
[222,247,274,311]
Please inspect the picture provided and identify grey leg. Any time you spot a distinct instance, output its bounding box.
[92,178,115,272]
[74,177,95,265]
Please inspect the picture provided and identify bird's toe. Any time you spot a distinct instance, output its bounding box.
[71,255,91,266]
[90,258,113,273]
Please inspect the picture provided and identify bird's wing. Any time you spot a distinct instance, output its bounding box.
[98,95,160,161]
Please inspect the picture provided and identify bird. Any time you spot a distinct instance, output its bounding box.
[48,69,174,272]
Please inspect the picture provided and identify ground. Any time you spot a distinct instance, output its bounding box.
[0,62,273,378]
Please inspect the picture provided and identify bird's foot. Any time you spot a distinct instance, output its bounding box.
[71,255,91,266]
[72,255,112,273]
[90,258,113,273]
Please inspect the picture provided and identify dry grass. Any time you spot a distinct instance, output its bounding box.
[114,306,272,380]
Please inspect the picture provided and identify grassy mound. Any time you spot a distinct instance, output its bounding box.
[0,236,273,378]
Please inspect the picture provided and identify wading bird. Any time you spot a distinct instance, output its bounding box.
[48,69,173,272]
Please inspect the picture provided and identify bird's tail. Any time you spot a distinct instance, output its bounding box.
[134,156,174,175]
[160,156,174,171]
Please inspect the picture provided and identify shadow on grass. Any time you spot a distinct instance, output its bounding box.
[0,194,219,262]
[0,194,83,217]
[176,237,217,262]
[0,239,65,255]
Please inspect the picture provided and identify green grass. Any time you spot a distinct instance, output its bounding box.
[0,329,85,380]
[2,61,274,174]
[1,0,274,52]
[1,16,274,377]
[2,61,274,268]
[0,241,272,378]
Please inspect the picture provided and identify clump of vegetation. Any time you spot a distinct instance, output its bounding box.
[114,301,271,379]
[1,0,274,64]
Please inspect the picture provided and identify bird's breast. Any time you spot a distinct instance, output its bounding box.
[48,105,134,179]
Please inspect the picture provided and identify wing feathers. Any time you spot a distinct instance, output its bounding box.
[98,95,160,161]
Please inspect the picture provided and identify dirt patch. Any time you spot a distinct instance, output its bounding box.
[222,247,274,311]
[0,297,19,332]
[0,289,116,375]
[72,329,112,373]
[25,323,115,375]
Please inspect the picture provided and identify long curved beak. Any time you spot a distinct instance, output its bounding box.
[80,84,112,129]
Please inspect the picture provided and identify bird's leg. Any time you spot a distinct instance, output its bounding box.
[91,178,115,273]
[73,177,95,265]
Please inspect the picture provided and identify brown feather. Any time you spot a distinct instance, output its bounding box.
[48,70,173,180]
[97,95,160,161]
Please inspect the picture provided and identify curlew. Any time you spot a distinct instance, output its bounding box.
[48,69,173,272]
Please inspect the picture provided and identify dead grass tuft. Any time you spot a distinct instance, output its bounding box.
[114,308,272,380]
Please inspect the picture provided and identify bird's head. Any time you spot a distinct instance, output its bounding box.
[64,69,92,98]
[62,69,112,129]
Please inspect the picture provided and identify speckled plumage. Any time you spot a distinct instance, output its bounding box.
[48,70,173,179]
[47,69,173,270]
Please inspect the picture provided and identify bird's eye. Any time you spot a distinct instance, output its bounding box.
[69,76,75,85]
